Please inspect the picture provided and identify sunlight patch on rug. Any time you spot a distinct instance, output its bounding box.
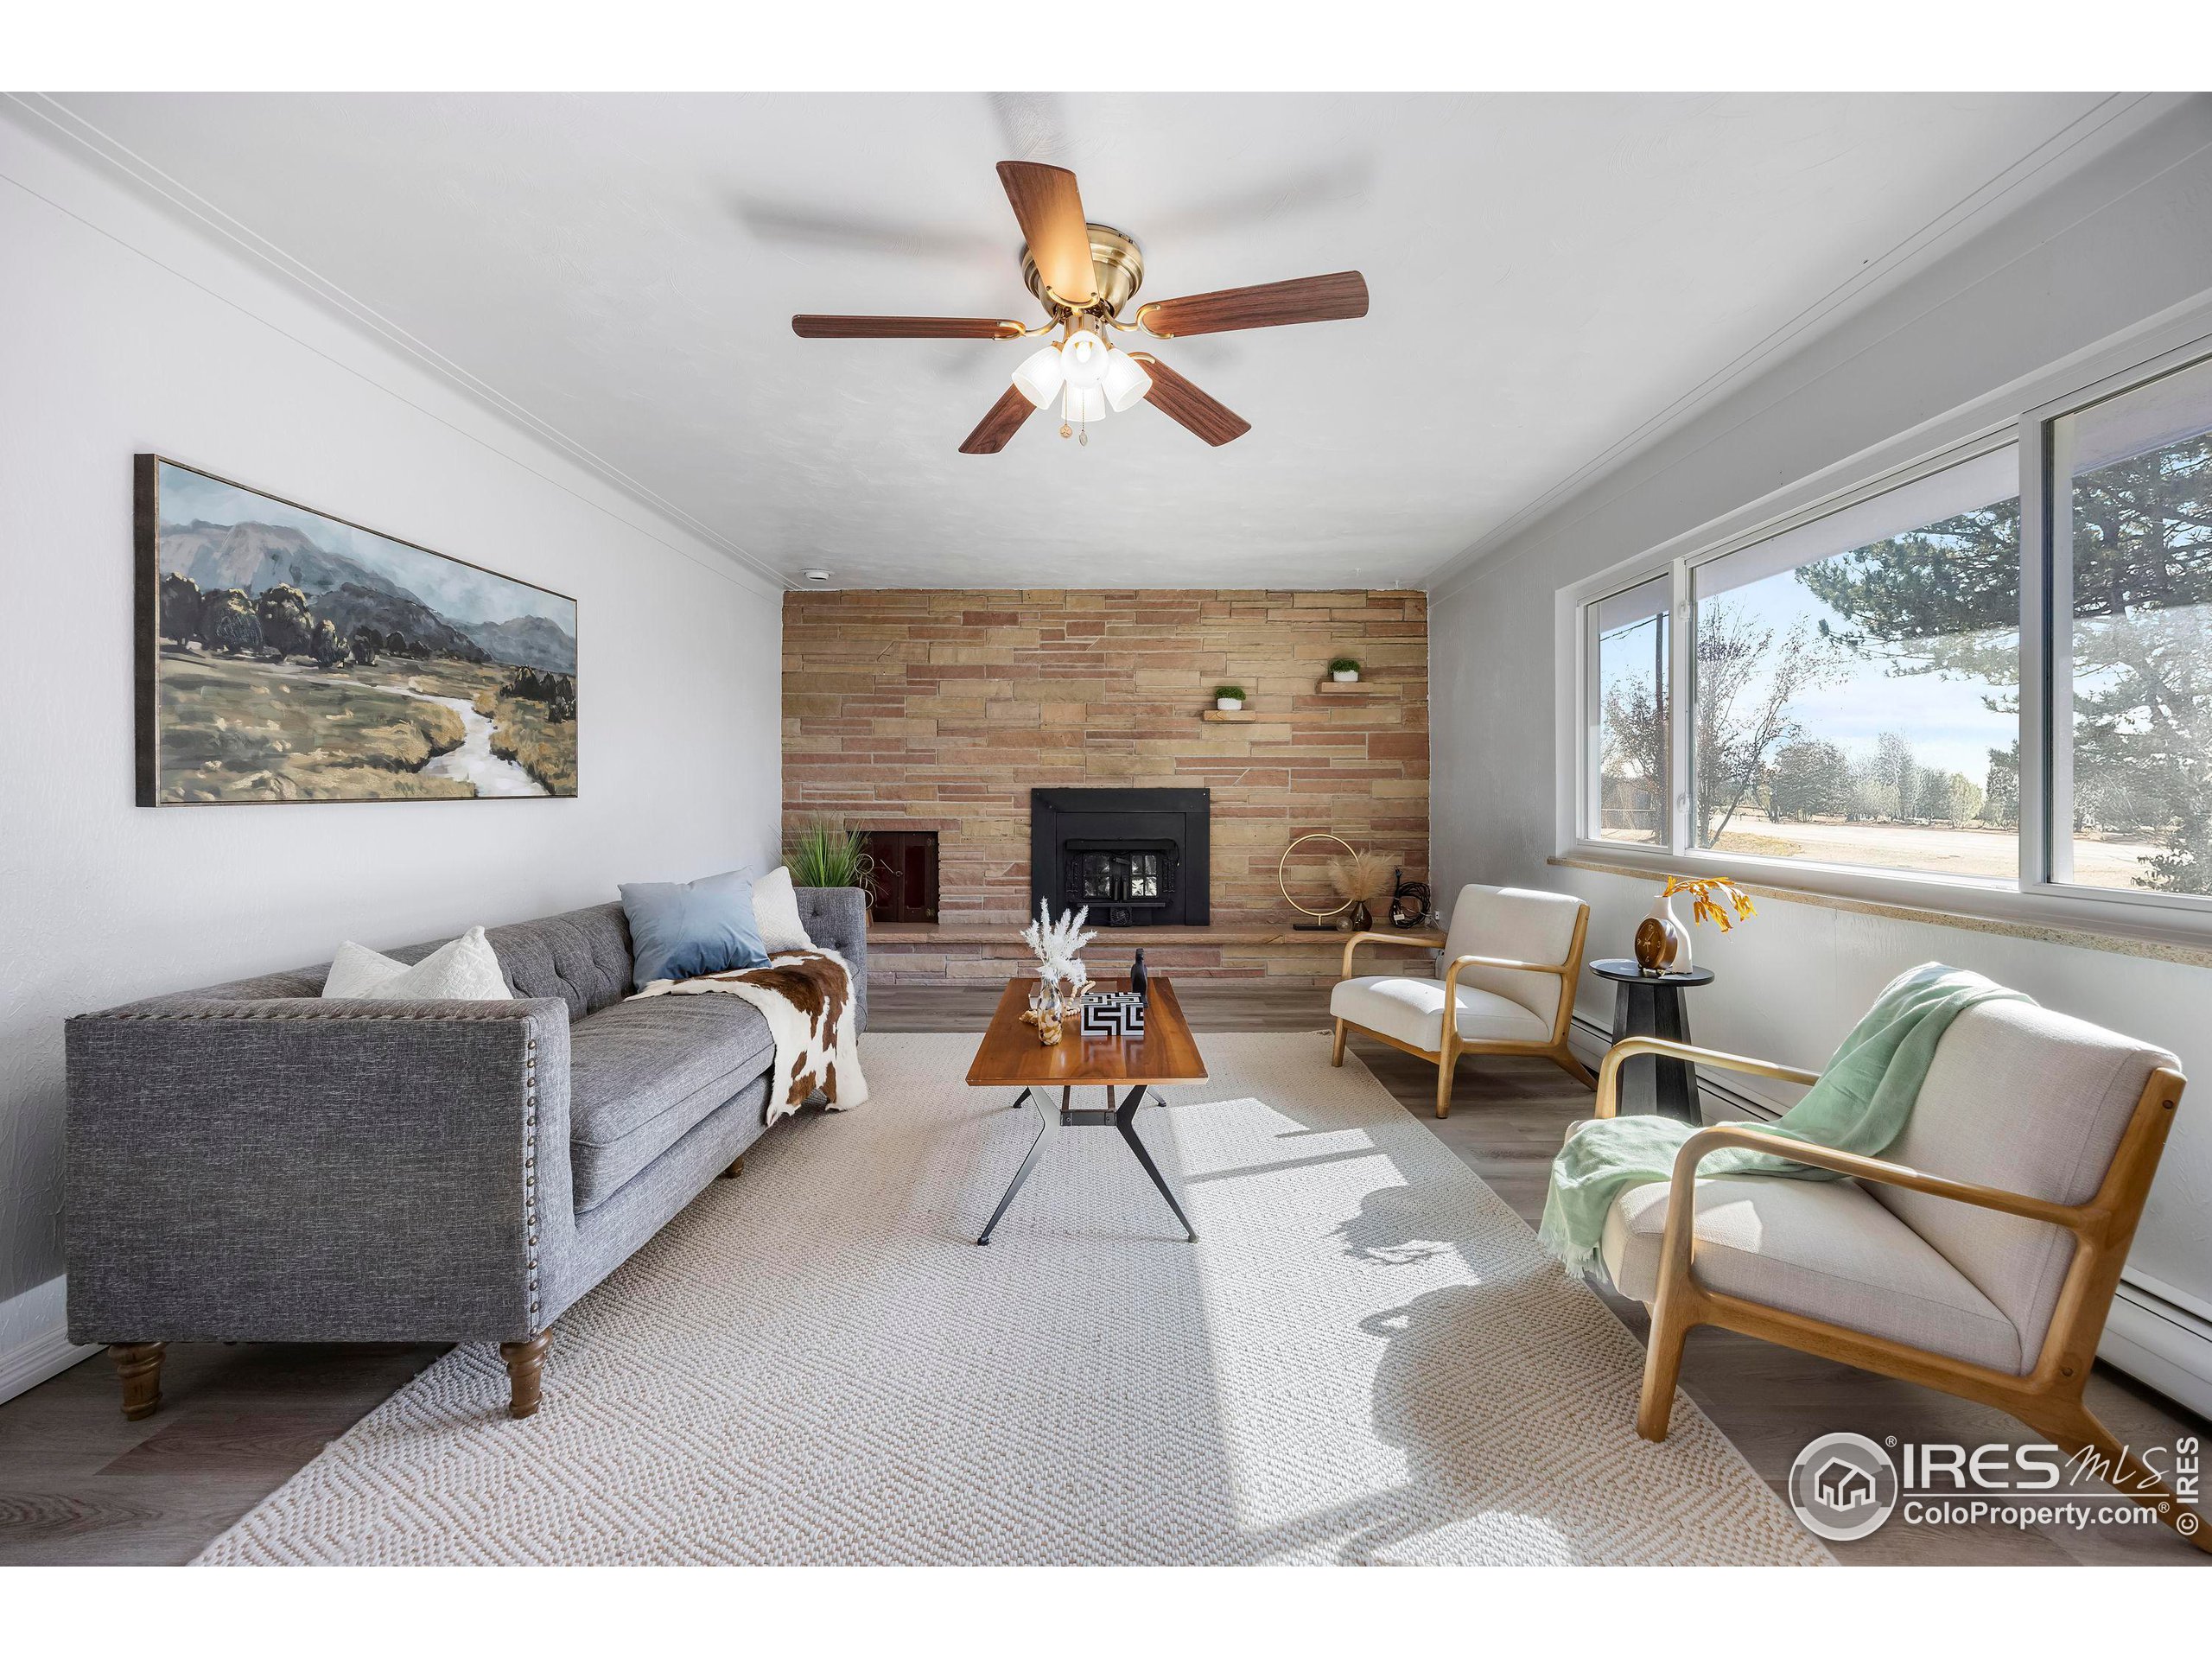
[198,1032,1829,1566]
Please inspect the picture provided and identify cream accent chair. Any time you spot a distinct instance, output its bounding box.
[1586,1000,2203,1553]
[1331,882,1593,1118]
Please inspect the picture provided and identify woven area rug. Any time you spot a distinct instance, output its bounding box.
[200,1031,1829,1565]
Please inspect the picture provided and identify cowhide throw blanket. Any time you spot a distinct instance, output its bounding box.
[630,947,867,1123]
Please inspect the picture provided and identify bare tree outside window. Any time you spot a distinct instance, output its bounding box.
[1680,458,2020,877]
[1595,601,1667,843]
[1691,607,1837,849]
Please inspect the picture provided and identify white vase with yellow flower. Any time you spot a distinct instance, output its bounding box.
[1635,875,1754,974]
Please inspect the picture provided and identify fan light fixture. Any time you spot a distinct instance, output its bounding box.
[1011,329,1152,436]
[1060,329,1107,388]
[1012,344,1064,409]
[1102,348,1151,412]
[1061,383,1108,423]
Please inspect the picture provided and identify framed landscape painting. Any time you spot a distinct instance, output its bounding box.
[134,455,578,805]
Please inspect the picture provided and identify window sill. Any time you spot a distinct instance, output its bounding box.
[1549,849,2212,971]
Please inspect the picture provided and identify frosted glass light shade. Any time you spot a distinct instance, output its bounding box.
[1059,329,1108,390]
[1061,384,1109,423]
[1011,344,1065,409]
[1102,349,1152,412]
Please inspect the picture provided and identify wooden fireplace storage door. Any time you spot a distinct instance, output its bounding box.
[864,830,938,923]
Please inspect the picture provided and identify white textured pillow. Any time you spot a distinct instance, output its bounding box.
[321,926,512,1001]
[323,940,409,999]
[752,866,815,955]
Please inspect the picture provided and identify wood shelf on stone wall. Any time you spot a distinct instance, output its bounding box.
[1201,709,1257,722]
[1314,678,1374,694]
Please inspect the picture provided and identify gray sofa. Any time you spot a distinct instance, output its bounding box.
[64,887,867,1420]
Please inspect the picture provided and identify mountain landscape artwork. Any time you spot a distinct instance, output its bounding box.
[134,456,578,804]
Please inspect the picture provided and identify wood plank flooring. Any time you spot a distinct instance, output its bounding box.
[3,980,2203,1566]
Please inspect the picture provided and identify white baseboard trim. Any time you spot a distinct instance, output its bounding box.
[0,1276,99,1407]
[0,1326,101,1406]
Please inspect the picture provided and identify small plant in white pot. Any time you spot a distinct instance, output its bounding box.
[1329,657,1361,683]
[1214,684,1246,711]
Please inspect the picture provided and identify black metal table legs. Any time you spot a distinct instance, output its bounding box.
[1113,1086,1198,1243]
[976,1084,1197,1245]
[976,1088,1052,1245]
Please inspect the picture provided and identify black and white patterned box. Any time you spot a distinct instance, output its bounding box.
[1078,990,1147,1039]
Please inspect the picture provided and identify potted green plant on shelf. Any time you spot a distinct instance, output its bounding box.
[1215,684,1246,711]
[1329,657,1361,683]
[785,817,877,897]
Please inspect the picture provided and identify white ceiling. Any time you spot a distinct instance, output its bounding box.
[35,92,2142,588]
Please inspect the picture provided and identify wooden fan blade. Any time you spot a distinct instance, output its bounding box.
[996,161,1095,307]
[1128,353,1250,447]
[959,385,1037,455]
[793,315,1023,340]
[1137,271,1369,339]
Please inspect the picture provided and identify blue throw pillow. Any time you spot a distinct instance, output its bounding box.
[620,870,770,988]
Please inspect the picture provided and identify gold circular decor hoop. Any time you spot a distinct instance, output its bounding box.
[1278,832,1357,920]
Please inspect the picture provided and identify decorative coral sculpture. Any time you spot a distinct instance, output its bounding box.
[1020,897,1097,1005]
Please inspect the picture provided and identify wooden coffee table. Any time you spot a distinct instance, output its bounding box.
[965,976,1209,1245]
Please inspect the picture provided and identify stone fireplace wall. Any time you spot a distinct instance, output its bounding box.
[782,589,1427,978]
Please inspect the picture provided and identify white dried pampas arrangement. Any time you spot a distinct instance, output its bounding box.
[1020,897,1097,999]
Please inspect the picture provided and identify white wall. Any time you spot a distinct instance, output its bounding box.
[0,119,785,1395]
[1430,98,2212,1410]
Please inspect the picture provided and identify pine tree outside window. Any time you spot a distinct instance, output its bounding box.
[2050,354,2212,898]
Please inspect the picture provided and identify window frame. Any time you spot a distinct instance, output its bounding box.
[1582,573,1670,849]
[2022,336,2212,922]
[1558,309,2212,948]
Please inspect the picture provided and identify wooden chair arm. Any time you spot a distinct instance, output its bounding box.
[1440,950,1576,1001]
[1444,950,1574,978]
[1337,931,1442,980]
[1667,1124,2088,1229]
[1593,1035,1819,1119]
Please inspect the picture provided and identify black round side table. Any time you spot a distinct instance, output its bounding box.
[1589,959,1717,1124]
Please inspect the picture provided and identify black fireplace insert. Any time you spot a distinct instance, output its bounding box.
[1030,787,1210,928]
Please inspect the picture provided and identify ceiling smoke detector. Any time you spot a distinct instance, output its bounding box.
[803,569,832,585]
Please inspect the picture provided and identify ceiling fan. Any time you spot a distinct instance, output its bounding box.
[791,161,1370,454]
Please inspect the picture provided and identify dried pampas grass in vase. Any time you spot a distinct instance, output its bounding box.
[1326,848,1396,931]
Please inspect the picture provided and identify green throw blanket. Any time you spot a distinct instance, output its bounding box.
[1537,963,2027,1279]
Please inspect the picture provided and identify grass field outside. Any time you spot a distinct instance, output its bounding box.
[1601,810,2163,886]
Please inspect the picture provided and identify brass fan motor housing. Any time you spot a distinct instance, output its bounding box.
[1021,222,1145,319]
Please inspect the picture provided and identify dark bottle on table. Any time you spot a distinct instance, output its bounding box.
[1130,949,1149,999]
